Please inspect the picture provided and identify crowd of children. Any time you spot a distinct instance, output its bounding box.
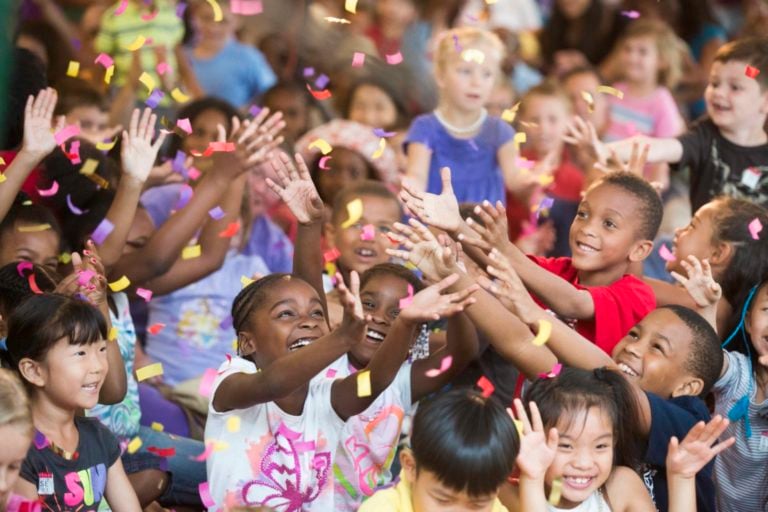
[1,0,767,511]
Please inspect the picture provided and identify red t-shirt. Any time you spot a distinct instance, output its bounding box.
[529,255,656,355]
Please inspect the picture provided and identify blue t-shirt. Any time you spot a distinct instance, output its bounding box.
[404,113,515,205]
[186,38,276,107]
[243,215,293,273]
[642,392,716,512]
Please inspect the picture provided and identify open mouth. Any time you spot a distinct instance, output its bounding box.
[288,338,315,351]
[575,241,599,253]
[365,329,386,344]
[617,362,639,378]
[355,247,378,259]
[81,382,100,392]
[563,476,596,490]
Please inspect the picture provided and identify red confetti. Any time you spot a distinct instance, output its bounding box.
[746,65,761,79]
[306,84,332,100]
[323,248,340,263]
[28,273,43,294]
[218,221,241,238]
[477,376,494,398]
[148,323,166,335]
[147,446,176,457]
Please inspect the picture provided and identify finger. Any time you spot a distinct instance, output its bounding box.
[230,116,243,141]
[473,204,496,227]
[128,108,140,138]
[265,177,288,200]
[151,130,168,152]
[668,436,679,455]
[547,427,559,448]
[433,273,460,293]
[386,232,414,250]
[280,151,299,182]
[294,153,311,181]
[513,399,533,433]
[71,252,83,272]
[216,123,227,144]
[408,218,437,243]
[670,271,688,286]
[394,222,422,245]
[457,233,492,252]
[269,157,290,188]
[439,167,453,195]
[639,144,650,167]
[251,106,270,127]
[709,436,736,457]
[400,179,426,201]
[385,248,413,261]
[25,94,34,120]
[529,401,544,433]
[465,217,489,239]
[138,107,153,140]
[481,200,500,220]
[349,270,360,298]
[687,255,703,276]
[628,141,639,169]
[701,258,713,279]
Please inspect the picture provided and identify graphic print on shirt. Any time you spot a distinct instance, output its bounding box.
[708,142,768,206]
[176,299,227,350]
[36,463,108,510]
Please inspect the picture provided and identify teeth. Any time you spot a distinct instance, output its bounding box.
[618,363,638,377]
[366,329,385,341]
[577,242,597,253]
[358,248,375,257]
[566,477,591,484]
[289,339,312,351]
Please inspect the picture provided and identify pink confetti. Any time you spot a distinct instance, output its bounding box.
[360,223,375,241]
[385,51,403,65]
[156,61,170,75]
[208,206,225,220]
[198,482,215,507]
[319,155,332,170]
[621,10,641,18]
[398,283,414,309]
[140,9,158,20]
[209,141,236,152]
[136,287,154,302]
[65,140,81,164]
[538,363,563,379]
[425,355,453,377]
[352,52,365,67]
[177,118,192,134]
[231,0,262,15]
[148,323,166,335]
[323,248,340,263]
[16,261,33,277]
[477,375,494,397]
[91,218,115,245]
[94,53,114,68]
[658,244,675,262]
[37,180,59,197]
[114,0,128,15]
[66,194,88,215]
[749,218,763,240]
[76,269,96,286]
[198,368,218,398]
[54,124,80,145]
[325,368,337,378]
[188,167,202,180]
[516,157,535,169]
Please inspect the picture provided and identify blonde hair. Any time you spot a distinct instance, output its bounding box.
[0,369,33,436]
[518,80,573,119]
[619,19,687,89]
[434,27,505,73]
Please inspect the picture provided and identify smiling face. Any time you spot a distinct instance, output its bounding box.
[620,35,661,86]
[519,93,571,155]
[437,43,500,114]
[746,282,768,362]
[544,406,614,507]
[241,278,329,369]
[65,105,109,140]
[0,423,30,508]
[183,108,229,155]
[0,224,60,271]
[348,84,399,130]
[668,201,720,275]
[705,59,768,135]
[611,309,696,398]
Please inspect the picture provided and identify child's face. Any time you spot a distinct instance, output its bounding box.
[437,44,500,113]
[65,106,109,139]
[264,90,308,144]
[669,201,719,275]
[0,224,59,270]
[375,0,417,27]
[184,108,229,155]
[563,72,609,135]
[0,424,30,507]
[611,309,696,397]
[544,406,614,508]
[620,36,660,85]
[243,278,329,368]
[484,84,516,118]
[349,273,411,368]
[349,84,399,130]
[408,465,499,512]
[191,1,235,41]
[325,195,401,275]
[557,0,592,19]
[746,282,768,361]
[316,148,373,204]
[705,59,768,134]
[568,184,648,274]
[520,94,570,155]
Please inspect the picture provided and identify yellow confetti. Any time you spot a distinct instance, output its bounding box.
[206,0,223,21]
[356,370,371,397]
[548,478,563,505]
[151,422,164,432]
[18,224,51,233]
[308,138,333,155]
[371,138,386,159]
[231,338,238,350]
[580,91,595,113]
[532,319,552,346]
[324,262,336,277]
[108,327,118,342]
[108,275,131,292]
[171,87,191,103]
[123,35,147,51]
[182,244,202,260]
[344,0,357,13]
[597,85,624,99]
[139,72,156,92]
[325,16,351,24]
[513,132,526,150]
[341,198,363,229]
[104,65,115,84]
[127,436,142,454]
[66,61,80,77]
[461,48,485,64]
[241,275,255,288]
[0,174,6,184]
[95,138,117,151]
[538,175,555,187]
[0,157,5,165]
[80,159,99,176]
[227,416,241,433]
[136,362,164,382]
[501,102,520,123]
[513,418,523,436]
[58,252,72,264]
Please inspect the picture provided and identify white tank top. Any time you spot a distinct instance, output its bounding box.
[547,488,610,512]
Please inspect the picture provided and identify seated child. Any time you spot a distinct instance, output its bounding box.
[360,388,519,512]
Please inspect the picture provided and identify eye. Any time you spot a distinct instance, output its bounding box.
[603,219,617,229]
[362,300,375,310]
[389,308,401,319]
[378,225,392,234]
[627,330,639,340]
[596,443,611,450]
[311,309,325,319]
[277,310,294,319]
[558,442,573,450]
[652,343,665,354]
[75,350,87,357]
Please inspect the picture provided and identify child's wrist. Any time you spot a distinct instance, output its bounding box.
[16,147,45,167]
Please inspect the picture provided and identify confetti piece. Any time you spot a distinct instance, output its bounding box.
[513,132,526,150]
[95,138,118,151]
[597,85,624,99]
[227,416,241,432]
[360,223,375,240]
[208,206,225,220]
[323,248,340,263]
[104,65,115,84]
[219,221,241,238]
[538,362,563,379]
[303,67,315,77]
[206,0,223,21]
[501,103,520,124]
[658,244,675,262]
[425,355,453,377]
[461,48,485,64]
[17,223,51,233]
[91,218,115,245]
[59,252,72,264]
[548,478,563,505]
[148,323,166,335]
[231,0,262,14]
[114,0,128,14]
[399,283,414,309]
[177,118,192,134]
[749,218,763,240]
[371,137,386,159]
[140,9,158,21]
[325,16,351,24]
[373,128,396,138]
[171,87,191,103]
[146,89,164,109]
[532,319,552,346]
[33,431,49,450]
[513,418,524,436]
[199,482,215,507]
[94,53,114,68]
[136,363,163,382]
[315,74,330,89]
[54,124,80,145]
[385,51,403,65]
[188,167,201,180]
[309,138,333,155]
[66,61,80,77]
[352,52,366,67]
[453,34,462,52]
[306,85,332,100]
[175,184,194,209]
[326,368,337,379]
[344,0,357,13]
[37,180,59,197]
[108,327,118,341]
[620,10,640,18]
[77,270,96,286]
[147,446,176,457]
[139,72,156,93]
[516,157,535,169]
[108,275,131,292]
[341,198,363,228]
[182,244,202,259]
[318,155,332,170]
[198,368,218,398]
[194,442,216,462]
[241,275,255,287]
[127,436,142,454]
[66,194,88,215]
[745,65,760,79]
[209,141,236,152]
[151,422,164,431]
[123,35,147,51]
[136,287,153,302]
[356,370,371,397]
[580,90,595,112]
[477,375,494,397]
[16,261,33,277]
[156,61,170,75]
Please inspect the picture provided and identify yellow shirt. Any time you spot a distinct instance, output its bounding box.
[359,478,509,512]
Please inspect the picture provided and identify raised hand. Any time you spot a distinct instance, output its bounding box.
[22,87,65,161]
[594,141,650,178]
[235,108,286,167]
[55,240,108,307]
[671,255,722,310]
[265,152,324,224]
[400,167,462,232]
[399,274,477,323]
[514,398,558,480]
[477,249,539,324]
[666,415,734,479]
[385,218,459,281]
[563,115,608,167]
[121,108,167,183]
[336,270,371,334]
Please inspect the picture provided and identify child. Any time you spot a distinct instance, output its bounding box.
[54,80,123,146]
[344,78,410,133]
[360,388,519,511]
[405,26,518,206]
[5,294,141,510]
[0,200,61,271]
[186,0,277,108]
[562,66,611,142]
[401,169,661,355]
[568,37,768,212]
[0,369,40,511]
[262,81,312,153]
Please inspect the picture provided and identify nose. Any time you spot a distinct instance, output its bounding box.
[298,315,319,330]
[571,447,595,470]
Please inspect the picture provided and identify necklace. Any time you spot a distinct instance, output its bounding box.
[434,108,487,134]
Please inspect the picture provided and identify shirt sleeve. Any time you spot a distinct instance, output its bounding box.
[675,119,711,172]
[245,47,277,97]
[20,447,39,485]
[645,392,710,466]
[712,350,748,401]
[404,115,436,150]
[653,88,685,138]
[90,419,121,466]
[208,357,257,414]
[491,117,516,147]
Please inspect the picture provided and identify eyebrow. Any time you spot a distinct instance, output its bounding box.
[560,433,614,441]
[603,207,625,218]
[653,333,672,350]
[270,297,322,311]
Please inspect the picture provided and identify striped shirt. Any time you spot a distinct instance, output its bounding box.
[712,351,768,512]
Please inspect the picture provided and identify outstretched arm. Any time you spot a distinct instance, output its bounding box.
[514,399,559,512]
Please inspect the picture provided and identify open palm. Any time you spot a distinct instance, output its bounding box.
[667,416,734,479]
[23,88,63,159]
[514,399,558,480]
[122,108,166,182]
[266,152,324,224]
[386,219,457,281]
[400,274,477,322]
[400,167,462,232]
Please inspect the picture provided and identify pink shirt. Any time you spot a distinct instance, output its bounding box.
[604,82,684,141]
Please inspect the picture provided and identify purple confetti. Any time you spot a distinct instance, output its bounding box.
[91,218,115,245]
[34,431,49,450]
[175,184,194,210]
[303,67,315,78]
[621,10,641,18]
[219,315,233,330]
[314,74,330,89]
[66,194,89,215]
[249,104,263,117]
[146,89,165,109]
[208,206,225,220]
[373,128,396,138]
[71,38,82,51]
[453,34,462,52]
[468,139,479,151]
[176,1,187,18]
[172,150,188,178]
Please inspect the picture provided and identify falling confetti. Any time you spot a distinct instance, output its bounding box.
[460,48,485,64]
[123,35,147,51]
[399,283,414,309]
[477,376,494,397]
[206,0,223,21]
[66,61,80,77]
[341,198,363,229]
[357,370,372,397]
[352,52,366,67]
[182,244,202,259]
[385,52,403,65]
[745,65,761,79]
[136,363,164,381]
[532,319,553,346]
[309,138,333,155]
[749,218,763,240]
[108,275,131,292]
[425,355,453,377]
[658,244,675,262]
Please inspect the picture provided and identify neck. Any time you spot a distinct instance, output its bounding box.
[625,77,657,97]
[196,36,229,55]
[274,384,310,416]
[31,394,78,447]
[717,121,768,147]
[434,103,487,137]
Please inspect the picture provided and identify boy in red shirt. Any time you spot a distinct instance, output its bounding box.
[400,168,661,354]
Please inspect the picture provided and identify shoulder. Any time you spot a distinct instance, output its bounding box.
[606,467,653,509]
[612,274,655,299]
[359,487,400,511]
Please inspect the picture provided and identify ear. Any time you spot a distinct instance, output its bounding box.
[709,240,734,267]
[18,358,46,388]
[399,448,417,483]
[670,375,704,398]
[628,239,654,263]
[237,331,257,357]
[434,65,447,90]
[324,222,337,246]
